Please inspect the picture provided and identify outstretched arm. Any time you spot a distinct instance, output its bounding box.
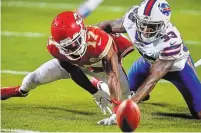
[96,18,127,33]
[132,59,175,103]
[59,60,98,94]
[96,44,125,125]
[59,60,112,115]
[102,44,122,102]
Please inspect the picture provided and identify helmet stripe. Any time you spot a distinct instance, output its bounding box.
[144,0,157,16]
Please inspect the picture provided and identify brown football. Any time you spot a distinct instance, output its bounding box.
[116,99,141,132]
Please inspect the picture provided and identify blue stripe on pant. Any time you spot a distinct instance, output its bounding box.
[127,56,201,115]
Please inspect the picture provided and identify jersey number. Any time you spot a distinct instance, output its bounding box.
[73,13,83,28]
[162,31,177,42]
[87,31,99,47]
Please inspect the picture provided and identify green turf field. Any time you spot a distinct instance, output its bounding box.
[1,0,201,132]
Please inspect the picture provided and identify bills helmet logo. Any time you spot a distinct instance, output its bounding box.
[158,3,171,16]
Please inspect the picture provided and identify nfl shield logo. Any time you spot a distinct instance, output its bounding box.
[158,3,171,16]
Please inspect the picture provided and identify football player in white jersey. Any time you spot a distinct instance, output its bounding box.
[96,0,201,124]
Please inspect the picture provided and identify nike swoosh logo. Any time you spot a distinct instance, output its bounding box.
[170,41,176,46]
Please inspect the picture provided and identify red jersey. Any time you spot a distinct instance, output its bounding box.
[47,26,134,68]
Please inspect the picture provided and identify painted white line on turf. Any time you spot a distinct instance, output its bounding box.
[2,1,201,15]
[2,1,127,12]
[195,59,201,67]
[1,129,40,133]
[0,69,171,84]
[1,70,30,75]
[184,40,201,45]
[1,31,47,38]
[3,1,76,10]
[1,31,201,45]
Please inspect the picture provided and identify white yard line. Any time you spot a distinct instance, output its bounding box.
[1,31,46,38]
[0,69,170,83]
[2,1,201,15]
[1,129,40,133]
[195,59,201,67]
[1,60,200,82]
[1,70,30,75]
[1,31,200,45]
[2,68,200,84]
[184,40,201,45]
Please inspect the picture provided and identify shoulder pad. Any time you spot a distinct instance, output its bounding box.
[86,28,113,59]
[159,24,185,60]
[123,6,139,23]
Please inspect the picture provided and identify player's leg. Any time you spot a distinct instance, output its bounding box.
[163,57,201,119]
[76,0,103,18]
[119,64,131,100]
[127,57,151,100]
[1,59,71,100]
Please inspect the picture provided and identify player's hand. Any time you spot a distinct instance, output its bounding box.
[97,114,117,125]
[97,99,122,125]
[93,89,112,115]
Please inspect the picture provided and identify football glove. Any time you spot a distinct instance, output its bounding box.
[97,114,117,125]
[97,99,122,125]
[93,88,112,115]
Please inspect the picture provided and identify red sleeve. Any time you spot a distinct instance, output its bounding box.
[90,27,113,58]
[110,33,134,58]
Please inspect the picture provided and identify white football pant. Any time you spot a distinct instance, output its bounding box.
[20,59,130,100]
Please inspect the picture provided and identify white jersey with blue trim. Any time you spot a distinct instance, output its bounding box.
[123,6,189,71]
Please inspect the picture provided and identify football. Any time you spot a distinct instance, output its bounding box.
[116,99,141,132]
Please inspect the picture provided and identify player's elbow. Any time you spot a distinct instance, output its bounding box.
[191,111,201,119]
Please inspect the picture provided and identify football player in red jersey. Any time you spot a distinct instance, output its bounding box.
[1,11,134,119]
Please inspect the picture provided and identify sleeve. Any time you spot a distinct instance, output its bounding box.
[159,42,183,60]
[95,28,113,59]
[59,60,98,94]
[122,6,138,29]
[110,33,134,58]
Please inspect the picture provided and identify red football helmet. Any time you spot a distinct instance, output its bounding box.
[51,11,87,60]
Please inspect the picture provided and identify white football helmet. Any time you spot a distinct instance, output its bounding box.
[136,0,171,43]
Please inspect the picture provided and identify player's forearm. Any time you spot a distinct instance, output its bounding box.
[132,76,157,103]
[96,18,126,33]
[70,68,98,94]
[103,52,122,101]
[95,20,112,33]
[108,72,122,101]
[132,59,174,103]
[59,60,98,94]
